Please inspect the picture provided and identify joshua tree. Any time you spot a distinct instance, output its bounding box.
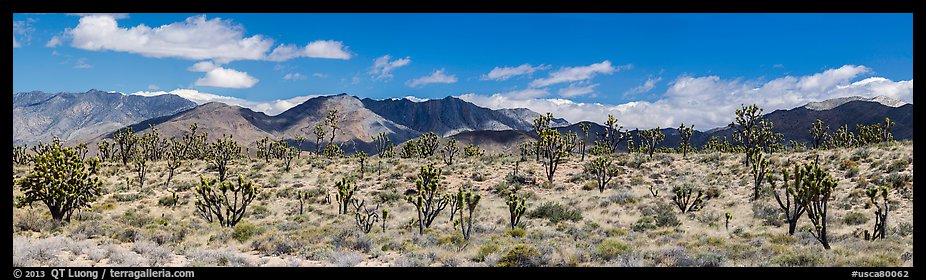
[313,122,327,155]
[406,164,450,234]
[766,164,807,235]
[14,139,102,222]
[295,190,309,215]
[639,127,665,159]
[181,123,208,160]
[132,147,148,188]
[826,124,857,148]
[750,152,770,201]
[75,143,89,162]
[532,113,554,161]
[866,185,890,241]
[113,127,138,166]
[730,104,776,166]
[677,123,694,158]
[537,123,577,184]
[400,140,419,159]
[672,184,704,213]
[335,177,357,215]
[463,144,484,158]
[255,137,272,162]
[352,199,379,234]
[96,141,113,162]
[207,135,241,182]
[505,192,528,230]
[647,184,659,198]
[323,143,343,158]
[456,189,481,241]
[325,109,340,148]
[13,144,31,165]
[381,209,390,233]
[809,119,829,149]
[725,213,733,231]
[294,136,307,157]
[194,175,258,227]
[355,151,368,178]
[416,132,440,158]
[579,123,591,161]
[372,132,394,158]
[584,156,620,193]
[441,138,460,165]
[281,145,299,172]
[796,160,838,250]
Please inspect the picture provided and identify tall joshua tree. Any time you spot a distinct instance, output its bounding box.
[579,123,591,161]
[677,123,694,158]
[731,104,776,166]
[809,119,829,149]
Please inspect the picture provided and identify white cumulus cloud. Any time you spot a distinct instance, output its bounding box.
[482,64,549,81]
[459,65,912,130]
[131,89,320,116]
[530,60,630,88]
[625,76,662,96]
[283,73,307,80]
[370,55,411,80]
[194,67,259,89]
[558,83,598,98]
[267,40,352,61]
[68,14,274,63]
[188,61,220,72]
[406,69,458,88]
[45,35,62,47]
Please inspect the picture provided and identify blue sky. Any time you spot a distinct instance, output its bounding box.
[12,13,913,128]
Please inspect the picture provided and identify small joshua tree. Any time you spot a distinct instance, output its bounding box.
[75,143,89,162]
[639,127,665,159]
[725,212,733,231]
[97,141,113,162]
[648,184,659,198]
[325,109,341,148]
[13,144,31,165]
[132,147,148,188]
[15,139,102,222]
[865,185,890,241]
[463,144,484,158]
[406,164,450,234]
[207,135,241,182]
[766,164,807,235]
[335,177,357,215]
[372,132,394,158]
[598,114,627,154]
[352,199,379,234]
[506,192,528,230]
[400,140,419,159]
[809,119,829,149]
[313,122,327,155]
[355,151,368,178]
[323,144,343,158]
[281,145,299,172]
[584,156,620,193]
[441,138,460,165]
[796,160,837,250]
[677,123,694,158]
[532,112,554,161]
[113,127,138,166]
[416,132,440,158]
[751,152,770,201]
[381,209,390,233]
[255,137,272,162]
[456,189,481,241]
[194,175,258,227]
[295,190,310,215]
[672,184,704,213]
[165,138,184,190]
[579,123,591,161]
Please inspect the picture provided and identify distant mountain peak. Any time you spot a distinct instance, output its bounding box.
[804,95,907,111]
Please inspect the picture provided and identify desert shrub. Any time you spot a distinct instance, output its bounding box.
[842,212,869,225]
[250,205,271,219]
[607,191,638,205]
[187,248,253,267]
[497,244,542,267]
[474,243,500,262]
[232,222,265,242]
[752,201,785,227]
[112,192,142,202]
[632,216,658,232]
[845,166,860,178]
[250,232,302,256]
[528,202,583,223]
[374,190,403,203]
[772,251,822,267]
[595,239,632,261]
[639,202,680,228]
[506,227,527,238]
[891,222,913,237]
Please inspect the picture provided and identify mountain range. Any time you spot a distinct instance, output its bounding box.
[12,90,913,154]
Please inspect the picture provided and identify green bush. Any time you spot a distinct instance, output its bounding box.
[474,243,500,262]
[632,216,657,232]
[842,212,869,225]
[232,222,265,242]
[773,251,822,267]
[497,244,541,267]
[596,239,632,260]
[528,202,583,223]
[639,202,680,227]
[506,227,527,238]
